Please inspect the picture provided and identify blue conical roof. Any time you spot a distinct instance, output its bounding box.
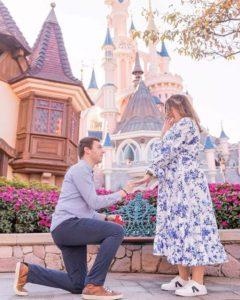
[103,132,112,147]
[158,41,169,57]
[103,28,114,47]
[152,96,161,105]
[88,68,98,89]
[130,19,136,31]
[204,136,215,150]
[220,129,229,139]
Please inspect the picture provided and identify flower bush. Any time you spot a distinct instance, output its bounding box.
[209,183,240,229]
[0,177,239,233]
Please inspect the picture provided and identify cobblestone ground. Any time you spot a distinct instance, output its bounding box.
[1,272,240,300]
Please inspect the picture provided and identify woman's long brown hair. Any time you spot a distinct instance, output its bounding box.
[165,94,202,132]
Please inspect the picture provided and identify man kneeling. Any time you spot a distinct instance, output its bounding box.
[14,137,133,300]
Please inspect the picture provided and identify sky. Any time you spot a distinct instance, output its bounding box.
[4,0,239,143]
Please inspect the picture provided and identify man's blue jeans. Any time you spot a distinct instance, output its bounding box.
[26,217,124,294]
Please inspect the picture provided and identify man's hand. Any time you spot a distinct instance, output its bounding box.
[106,214,125,225]
[106,214,115,221]
[119,181,135,198]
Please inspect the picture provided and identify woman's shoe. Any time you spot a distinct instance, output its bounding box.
[161,275,189,291]
[175,280,207,297]
[13,262,29,296]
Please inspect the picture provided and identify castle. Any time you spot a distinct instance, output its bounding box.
[0,0,239,189]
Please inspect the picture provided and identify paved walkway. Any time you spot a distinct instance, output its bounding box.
[1,272,240,300]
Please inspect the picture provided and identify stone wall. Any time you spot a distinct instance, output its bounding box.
[0,230,240,278]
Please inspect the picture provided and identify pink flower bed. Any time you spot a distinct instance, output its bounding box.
[209,183,240,229]
[0,180,239,233]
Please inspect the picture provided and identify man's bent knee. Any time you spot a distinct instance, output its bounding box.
[115,224,125,239]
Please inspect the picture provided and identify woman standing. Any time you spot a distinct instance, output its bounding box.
[133,95,228,297]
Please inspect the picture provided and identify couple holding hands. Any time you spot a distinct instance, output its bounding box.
[14,94,227,299]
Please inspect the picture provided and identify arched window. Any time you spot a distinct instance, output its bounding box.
[119,143,139,165]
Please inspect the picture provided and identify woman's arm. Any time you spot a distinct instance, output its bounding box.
[148,118,193,176]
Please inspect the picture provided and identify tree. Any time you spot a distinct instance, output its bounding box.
[161,0,240,60]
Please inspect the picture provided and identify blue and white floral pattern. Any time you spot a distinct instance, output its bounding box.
[149,117,228,266]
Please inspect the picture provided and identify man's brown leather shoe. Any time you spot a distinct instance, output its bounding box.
[13,262,29,296]
[82,283,123,299]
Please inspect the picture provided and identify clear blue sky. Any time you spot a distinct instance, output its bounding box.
[5,0,239,143]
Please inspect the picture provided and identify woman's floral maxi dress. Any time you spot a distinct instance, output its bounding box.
[148,117,228,266]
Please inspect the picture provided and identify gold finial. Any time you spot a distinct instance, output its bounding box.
[80,60,88,82]
[221,120,223,130]
[51,2,56,9]
[148,0,152,12]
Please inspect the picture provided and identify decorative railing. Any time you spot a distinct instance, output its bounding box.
[114,193,156,237]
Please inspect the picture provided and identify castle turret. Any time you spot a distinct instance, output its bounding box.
[219,124,229,159]
[132,52,143,87]
[101,27,118,133]
[145,0,159,80]
[103,132,113,189]
[0,0,31,81]
[129,18,136,37]
[158,41,170,74]
[87,68,99,99]
[204,136,216,182]
[105,0,135,91]
[105,0,130,39]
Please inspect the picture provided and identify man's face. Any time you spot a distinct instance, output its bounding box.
[87,140,105,164]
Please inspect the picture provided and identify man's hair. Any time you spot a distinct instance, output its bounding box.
[78,137,100,159]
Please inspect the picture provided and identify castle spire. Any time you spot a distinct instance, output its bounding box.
[132,52,143,87]
[204,136,215,150]
[26,2,81,85]
[103,27,114,48]
[158,41,169,57]
[45,2,58,24]
[103,132,112,147]
[129,17,136,32]
[88,68,98,89]
[219,121,229,140]
[147,0,157,33]
[0,0,31,54]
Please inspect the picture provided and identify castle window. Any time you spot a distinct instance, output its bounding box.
[119,143,139,164]
[105,50,113,58]
[90,120,102,131]
[0,150,8,177]
[33,99,64,136]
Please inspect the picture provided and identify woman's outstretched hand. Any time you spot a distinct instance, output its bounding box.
[131,174,152,187]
